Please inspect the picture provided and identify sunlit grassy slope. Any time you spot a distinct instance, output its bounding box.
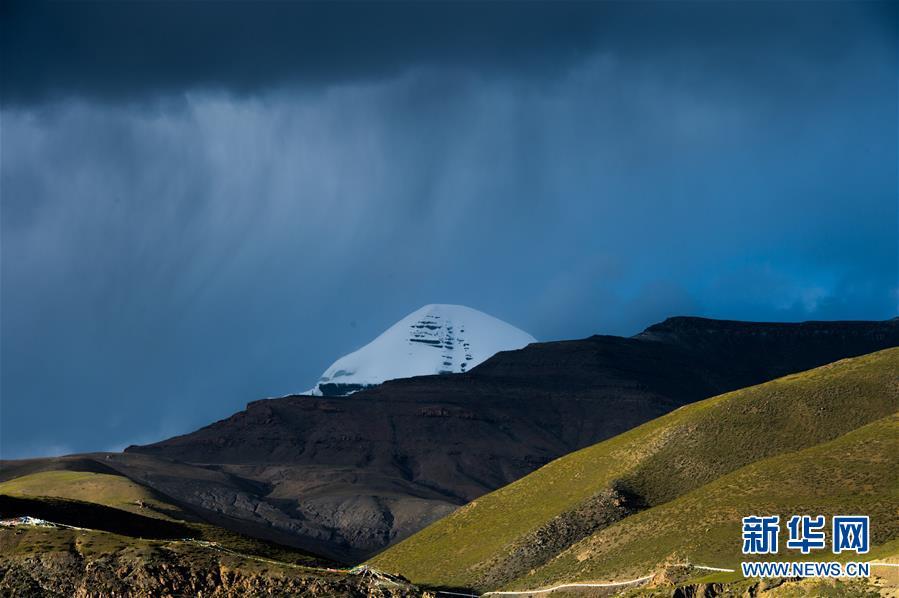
[0,470,186,521]
[509,413,899,590]
[0,471,334,567]
[369,347,899,590]
[0,492,335,568]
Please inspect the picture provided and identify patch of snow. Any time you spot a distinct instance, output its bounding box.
[307,304,536,396]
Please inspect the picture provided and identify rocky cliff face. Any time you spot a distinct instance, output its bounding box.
[88,318,899,560]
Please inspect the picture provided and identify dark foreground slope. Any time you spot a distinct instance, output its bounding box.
[371,348,899,593]
[0,496,422,597]
[7,317,897,562]
[0,473,424,596]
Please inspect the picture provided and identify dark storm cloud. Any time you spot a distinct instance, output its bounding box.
[1,1,897,459]
[2,0,598,103]
[3,1,895,104]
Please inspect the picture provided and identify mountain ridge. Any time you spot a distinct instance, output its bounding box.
[7,316,897,562]
[119,316,899,559]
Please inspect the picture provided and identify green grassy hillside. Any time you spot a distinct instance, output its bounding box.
[510,413,899,590]
[0,471,338,568]
[369,347,899,590]
[0,470,188,521]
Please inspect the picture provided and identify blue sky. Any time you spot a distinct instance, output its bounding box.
[1,1,896,458]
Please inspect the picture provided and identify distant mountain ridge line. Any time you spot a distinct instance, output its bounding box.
[11,316,897,562]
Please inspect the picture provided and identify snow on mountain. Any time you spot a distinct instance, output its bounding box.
[308,304,536,396]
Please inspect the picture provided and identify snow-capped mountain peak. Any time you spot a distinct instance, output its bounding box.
[308,304,536,396]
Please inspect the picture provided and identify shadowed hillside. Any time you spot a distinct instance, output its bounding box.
[122,318,899,560]
[5,318,897,561]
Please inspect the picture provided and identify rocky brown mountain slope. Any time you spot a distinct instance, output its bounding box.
[6,317,897,562]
